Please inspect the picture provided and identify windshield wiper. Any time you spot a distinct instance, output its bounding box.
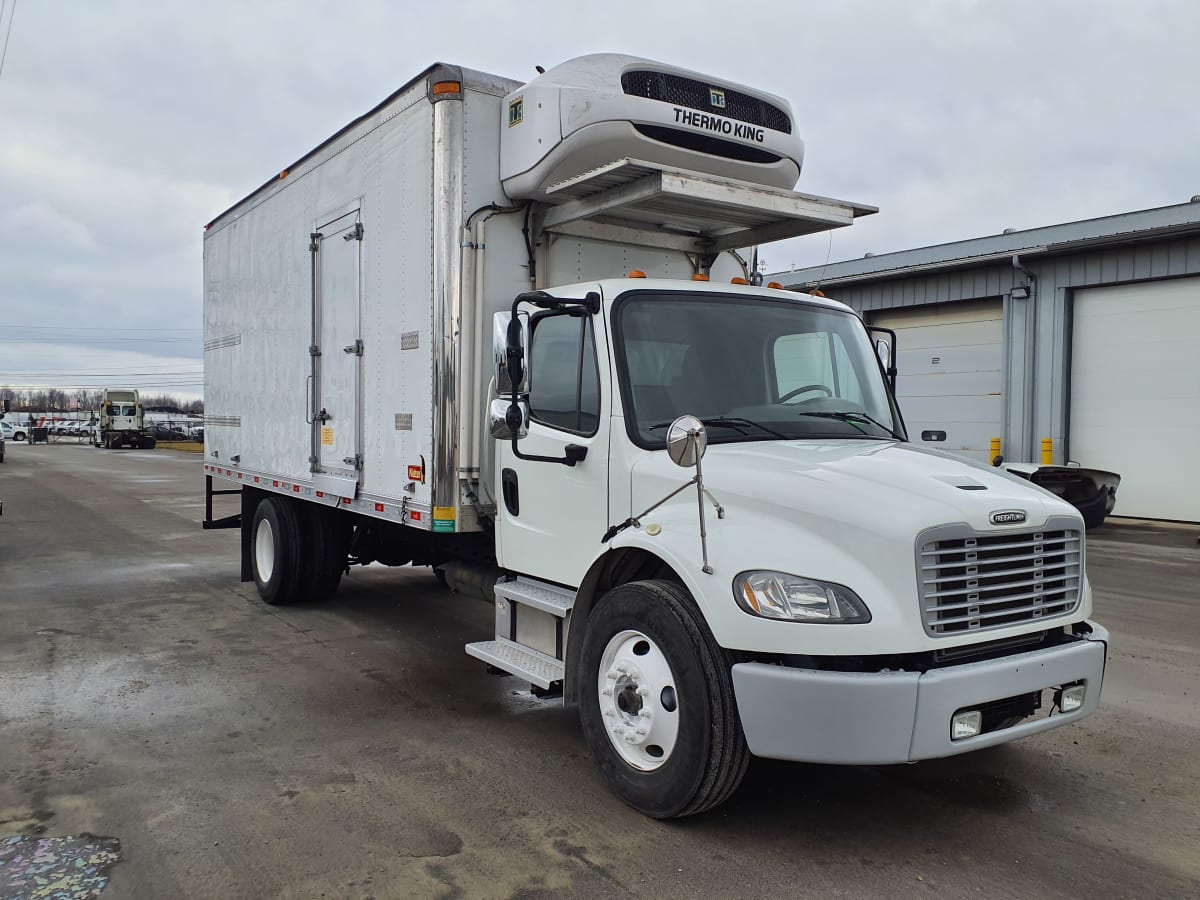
[648,416,789,439]
[793,411,904,441]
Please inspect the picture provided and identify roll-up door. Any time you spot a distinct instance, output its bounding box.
[1070,278,1199,522]
[871,299,1004,465]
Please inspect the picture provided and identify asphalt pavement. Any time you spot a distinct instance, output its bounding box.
[1,441,1197,898]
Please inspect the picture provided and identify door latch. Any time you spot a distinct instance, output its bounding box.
[316,408,330,423]
[343,222,364,241]
[343,454,362,470]
[343,339,364,356]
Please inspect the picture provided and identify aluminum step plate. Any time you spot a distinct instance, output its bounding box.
[465,638,565,690]
[494,578,575,618]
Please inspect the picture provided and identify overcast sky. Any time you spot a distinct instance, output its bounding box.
[1,0,1196,401]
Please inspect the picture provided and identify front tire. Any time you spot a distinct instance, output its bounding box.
[251,497,303,605]
[578,580,749,818]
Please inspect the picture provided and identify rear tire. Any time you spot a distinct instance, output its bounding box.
[298,504,349,603]
[578,580,749,818]
[142,436,157,450]
[251,497,303,605]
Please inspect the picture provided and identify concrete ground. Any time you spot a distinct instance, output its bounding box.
[1,442,1197,899]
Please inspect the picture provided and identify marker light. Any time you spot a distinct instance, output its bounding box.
[730,277,749,285]
[766,281,784,289]
[951,710,983,740]
[692,273,710,281]
[808,288,826,297]
[432,81,462,95]
[1059,683,1086,712]
[628,270,647,278]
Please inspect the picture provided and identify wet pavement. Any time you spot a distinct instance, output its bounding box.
[1,441,1198,898]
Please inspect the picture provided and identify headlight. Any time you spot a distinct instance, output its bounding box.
[733,571,871,623]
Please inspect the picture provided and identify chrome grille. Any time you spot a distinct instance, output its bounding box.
[919,526,1082,636]
[620,70,793,134]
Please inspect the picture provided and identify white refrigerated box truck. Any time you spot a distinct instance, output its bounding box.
[203,54,1107,817]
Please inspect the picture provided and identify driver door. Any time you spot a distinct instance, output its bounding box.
[496,301,610,587]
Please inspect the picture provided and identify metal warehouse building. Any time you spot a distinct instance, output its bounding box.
[776,201,1200,523]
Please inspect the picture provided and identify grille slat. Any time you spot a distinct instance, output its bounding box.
[922,559,1080,585]
[929,600,1077,627]
[926,585,1080,614]
[620,70,793,134]
[919,526,1082,636]
[924,573,1080,601]
[920,535,1079,557]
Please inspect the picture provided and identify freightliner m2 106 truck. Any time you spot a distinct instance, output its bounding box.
[203,55,1107,817]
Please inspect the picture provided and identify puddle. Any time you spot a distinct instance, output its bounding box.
[0,833,122,898]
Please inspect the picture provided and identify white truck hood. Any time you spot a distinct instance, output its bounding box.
[633,439,1078,537]
[626,439,1087,655]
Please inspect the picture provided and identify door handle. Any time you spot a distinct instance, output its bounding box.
[502,468,519,516]
[305,375,314,424]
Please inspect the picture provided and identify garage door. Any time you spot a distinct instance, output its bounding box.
[871,299,1004,465]
[1070,278,1200,522]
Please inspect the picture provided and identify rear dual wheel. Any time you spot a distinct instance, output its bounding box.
[251,497,348,605]
[578,580,749,818]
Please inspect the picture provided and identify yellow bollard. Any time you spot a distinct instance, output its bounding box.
[1041,437,1053,466]
[989,437,1001,463]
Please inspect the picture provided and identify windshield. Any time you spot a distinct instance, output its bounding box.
[614,292,904,447]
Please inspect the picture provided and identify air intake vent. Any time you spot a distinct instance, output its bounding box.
[621,70,792,134]
[633,125,784,164]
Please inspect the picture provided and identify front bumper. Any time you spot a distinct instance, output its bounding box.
[731,622,1108,764]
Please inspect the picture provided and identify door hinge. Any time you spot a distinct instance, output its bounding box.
[343,339,364,356]
[343,454,363,470]
[343,222,364,242]
[309,344,321,357]
[309,232,322,252]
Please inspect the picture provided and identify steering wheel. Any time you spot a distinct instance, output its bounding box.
[779,384,833,403]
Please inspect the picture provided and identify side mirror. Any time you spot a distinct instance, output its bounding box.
[867,325,898,393]
[493,311,530,395]
[666,415,707,468]
[489,398,528,440]
[875,338,890,367]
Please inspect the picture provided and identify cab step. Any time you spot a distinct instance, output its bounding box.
[494,578,575,617]
[465,638,565,690]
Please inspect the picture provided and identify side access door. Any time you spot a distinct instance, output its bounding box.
[496,295,610,587]
[309,205,364,496]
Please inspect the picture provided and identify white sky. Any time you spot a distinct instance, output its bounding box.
[1,0,1196,401]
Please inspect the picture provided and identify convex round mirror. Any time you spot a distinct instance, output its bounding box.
[666,415,707,468]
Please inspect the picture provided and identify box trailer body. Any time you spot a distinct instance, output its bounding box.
[204,55,1107,818]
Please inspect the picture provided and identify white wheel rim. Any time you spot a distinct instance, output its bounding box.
[255,518,276,582]
[597,629,680,771]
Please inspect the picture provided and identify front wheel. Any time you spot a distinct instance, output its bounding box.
[578,580,749,818]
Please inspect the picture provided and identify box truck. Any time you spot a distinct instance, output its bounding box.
[203,54,1108,817]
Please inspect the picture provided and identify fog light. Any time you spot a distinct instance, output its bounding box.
[1060,684,1086,712]
[951,710,982,740]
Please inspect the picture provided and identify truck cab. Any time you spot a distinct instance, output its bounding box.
[478,277,1105,816]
